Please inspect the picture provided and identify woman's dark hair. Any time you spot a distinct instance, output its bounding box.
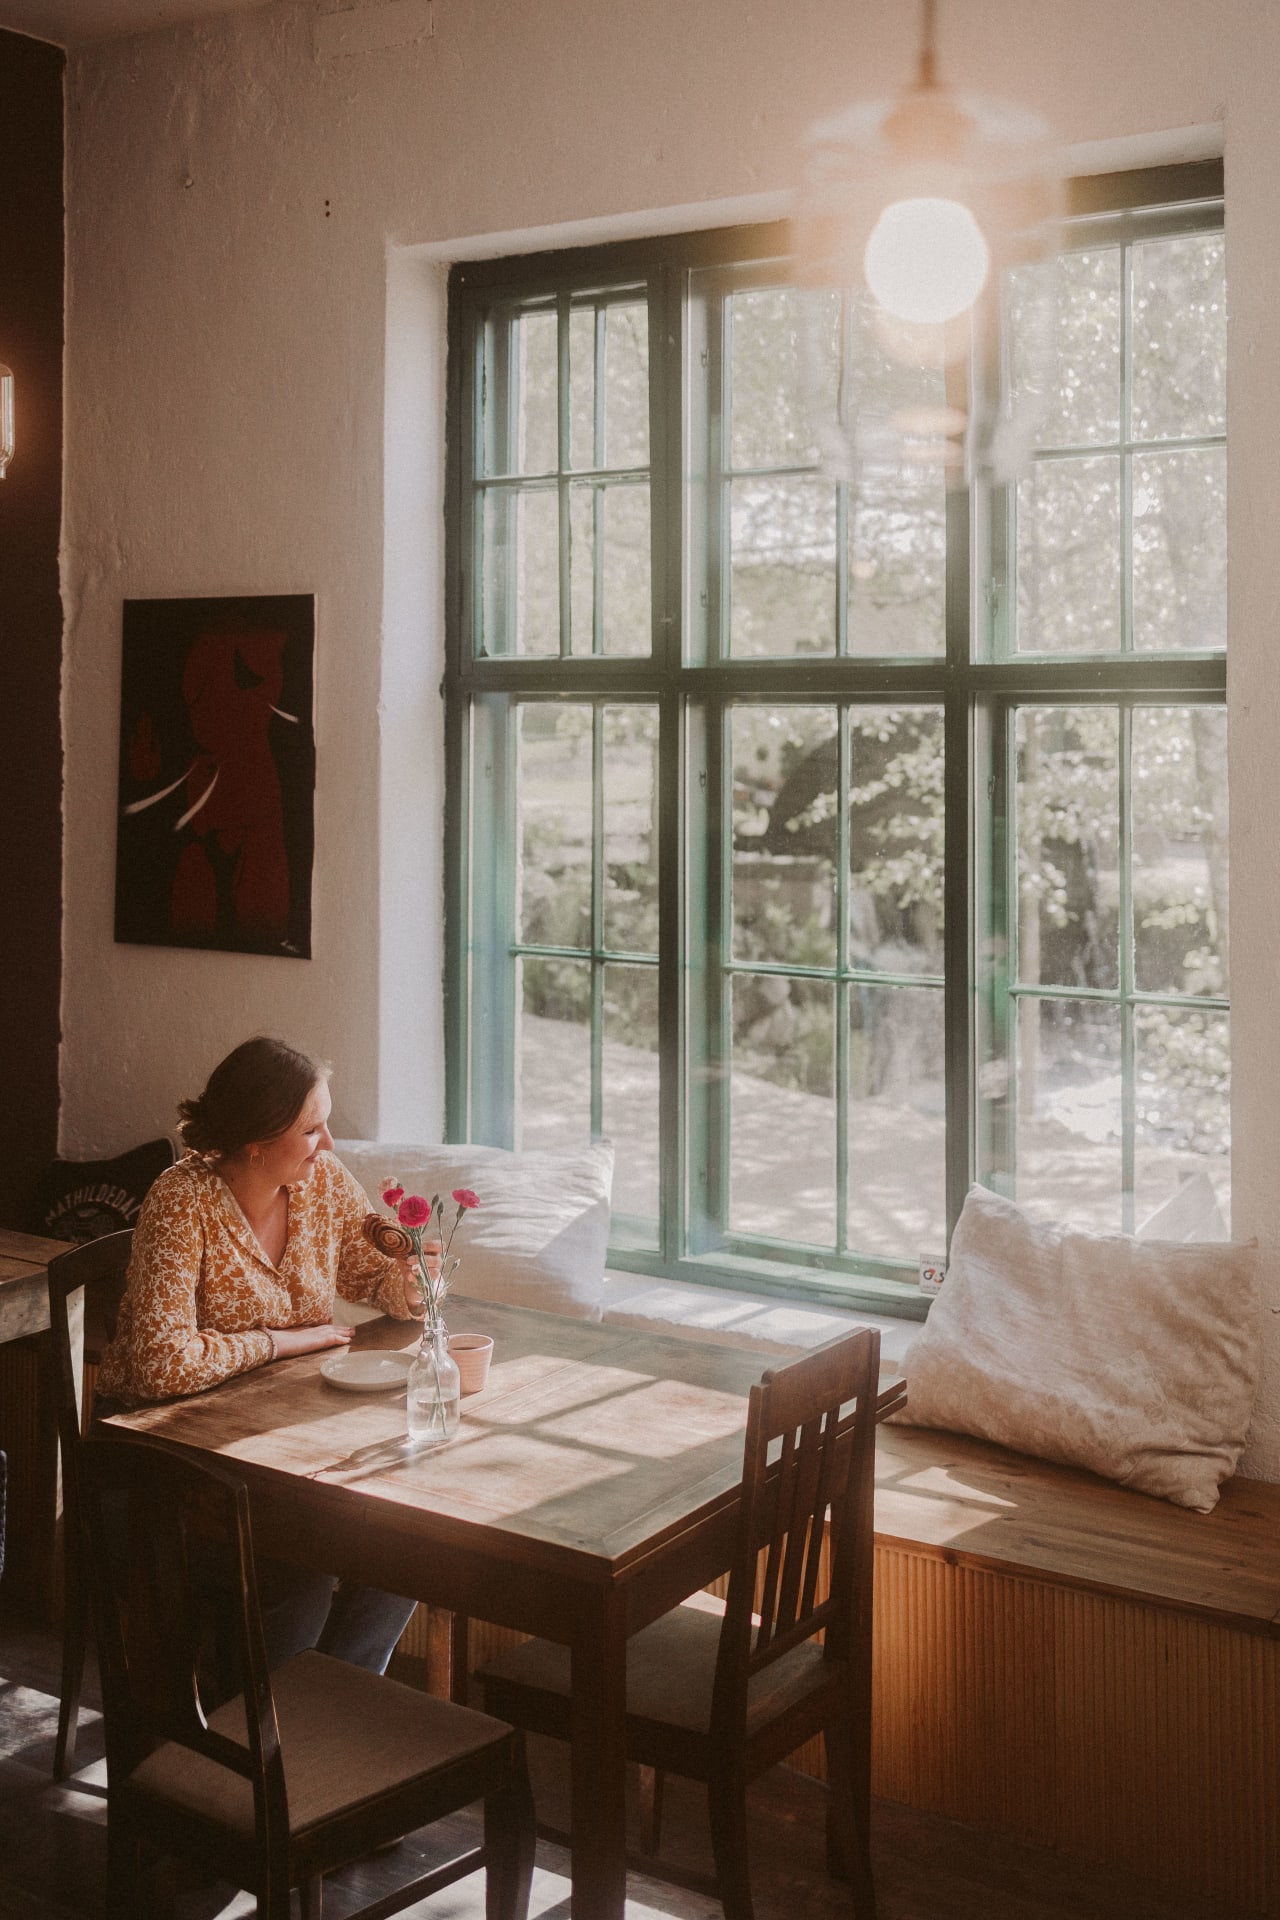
[177,1037,330,1158]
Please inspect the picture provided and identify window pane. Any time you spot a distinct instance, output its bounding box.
[483,488,558,657]
[849,707,945,970]
[605,301,650,469]
[603,484,650,654]
[569,486,594,653]
[570,299,650,471]
[1132,447,1227,651]
[1016,455,1121,653]
[728,285,824,469]
[1015,708,1119,992]
[729,476,837,657]
[517,956,590,1150]
[848,467,946,657]
[518,704,591,947]
[484,307,557,478]
[569,307,594,472]
[604,704,659,954]
[732,706,837,968]
[1015,998,1122,1230]
[1132,706,1228,996]
[1010,248,1122,450]
[570,482,651,656]
[730,973,836,1246]
[1131,232,1226,443]
[1134,1005,1230,1235]
[604,962,659,1224]
[848,984,945,1258]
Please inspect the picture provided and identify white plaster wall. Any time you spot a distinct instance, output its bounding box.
[57,0,1280,1473]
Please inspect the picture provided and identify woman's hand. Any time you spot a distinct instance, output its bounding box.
[267,1323,353,1361]
[398,1255,428,1319]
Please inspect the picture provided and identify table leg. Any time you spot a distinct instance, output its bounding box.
[570,1592,628,1920]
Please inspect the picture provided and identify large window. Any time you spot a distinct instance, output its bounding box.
[445,163,1228,1313]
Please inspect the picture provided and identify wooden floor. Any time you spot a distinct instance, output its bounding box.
[0,1617,1259,1920]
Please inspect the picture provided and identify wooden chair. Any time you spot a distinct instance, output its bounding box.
[81,1433,536,1920]
[45,1226,134,1779]
[479,1327,881,1920]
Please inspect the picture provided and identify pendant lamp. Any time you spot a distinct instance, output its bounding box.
[793,0,1063,481]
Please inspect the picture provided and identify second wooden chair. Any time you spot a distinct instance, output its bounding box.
[479,1326,881,1920]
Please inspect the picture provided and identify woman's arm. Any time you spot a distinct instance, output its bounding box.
[118,1177,277,1400]
[330,1158,425,1320]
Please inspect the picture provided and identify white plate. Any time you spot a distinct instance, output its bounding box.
[320,1350,414,1393]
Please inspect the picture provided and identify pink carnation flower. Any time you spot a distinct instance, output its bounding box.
[381,1182,404,1209]
[452,1188,481,1210]
[397,1194,432,1228]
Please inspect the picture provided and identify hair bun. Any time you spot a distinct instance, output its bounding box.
[361,1214,415,1260]
[176,1095,216,1155]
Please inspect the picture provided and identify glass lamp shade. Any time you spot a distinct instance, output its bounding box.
[792,80,1064,482]
[0,365,12,478]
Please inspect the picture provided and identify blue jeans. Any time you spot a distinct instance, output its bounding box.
[255,1561,419,1675]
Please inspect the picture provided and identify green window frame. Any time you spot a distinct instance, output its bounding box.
[444,160,1228,1318]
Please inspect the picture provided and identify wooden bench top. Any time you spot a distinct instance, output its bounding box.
[875,1422,1280,1638]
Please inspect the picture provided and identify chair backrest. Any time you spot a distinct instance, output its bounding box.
[46,1228,134,1496]
[80,1434,289,1852]
[711,1327,880,1737]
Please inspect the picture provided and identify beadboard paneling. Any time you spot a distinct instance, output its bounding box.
[870,1546,1280,1914]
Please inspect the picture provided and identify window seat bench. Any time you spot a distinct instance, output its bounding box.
[867,1421,1280,1917]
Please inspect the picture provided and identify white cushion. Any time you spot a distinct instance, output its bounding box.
[898,1185,1260,1513]
[334,1139,614,1321]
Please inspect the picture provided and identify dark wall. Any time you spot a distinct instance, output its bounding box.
[0,31,64,1228]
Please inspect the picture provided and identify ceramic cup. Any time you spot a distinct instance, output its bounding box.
[448,1333,494,1395]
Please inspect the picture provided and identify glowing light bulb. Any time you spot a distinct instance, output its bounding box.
[863,196,990,325]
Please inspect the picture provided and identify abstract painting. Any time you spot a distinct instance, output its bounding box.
[114,594,315,958]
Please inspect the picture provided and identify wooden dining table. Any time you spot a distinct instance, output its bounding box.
[0,1225,81,1613]
[100,1296,803,1919]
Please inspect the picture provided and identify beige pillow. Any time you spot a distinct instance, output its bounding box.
[336,1139,614,1321]
[899,1185,1260,1512]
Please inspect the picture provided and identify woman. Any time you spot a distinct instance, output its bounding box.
[98,1034,424,1675]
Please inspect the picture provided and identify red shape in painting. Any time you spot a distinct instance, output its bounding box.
[170,624,290,942]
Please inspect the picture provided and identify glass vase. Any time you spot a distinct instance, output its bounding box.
[406,1317,461,1448]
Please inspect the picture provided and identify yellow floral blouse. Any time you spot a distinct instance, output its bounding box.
[98,1150,416,1405]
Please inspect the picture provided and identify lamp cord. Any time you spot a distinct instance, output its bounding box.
[917,0,939,90]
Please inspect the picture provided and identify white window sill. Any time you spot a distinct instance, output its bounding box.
[599,1269,915,1382]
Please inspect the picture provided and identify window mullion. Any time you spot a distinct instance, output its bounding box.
[1119,703,1136,1230]
[1120,239,1135,655]
[835,706,850,1253]
[556,292,571,659]
[944,444,974,1240]
[593,303,606,658]
[590,704,605,1140]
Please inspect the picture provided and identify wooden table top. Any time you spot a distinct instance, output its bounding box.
[0,1225,71,1341]
[0,1224,68,1273]
[104,1298,776,1581]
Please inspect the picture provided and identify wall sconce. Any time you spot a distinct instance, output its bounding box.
[0,365,13,478]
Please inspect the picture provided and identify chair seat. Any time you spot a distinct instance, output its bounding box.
[481,1600,832,1742]
[130,1649,514,1838]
